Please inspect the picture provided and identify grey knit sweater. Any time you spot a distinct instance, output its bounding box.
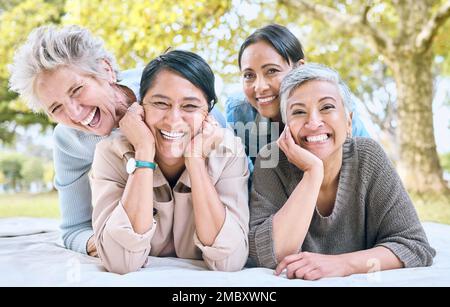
[249,137,435,269]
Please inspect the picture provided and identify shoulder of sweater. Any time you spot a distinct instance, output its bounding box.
[53,124,103,151]
[252,141,298,198]
[351,137,394,181]
[254,141,292,178]
[256,141,287,164]
[54,124,102,141]
[353,137,389,163]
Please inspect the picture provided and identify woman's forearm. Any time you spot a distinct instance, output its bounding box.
[342,246,404,275]
[272,168,323,262]
[121,148,155,234]
[186,158,225,246]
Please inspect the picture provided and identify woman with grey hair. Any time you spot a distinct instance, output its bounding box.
[8,25,225,256]
[249,63,435,280]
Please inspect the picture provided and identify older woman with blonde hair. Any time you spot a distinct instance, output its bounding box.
[249,63,435,280]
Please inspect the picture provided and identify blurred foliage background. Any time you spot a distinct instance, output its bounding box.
[0,0,449,221]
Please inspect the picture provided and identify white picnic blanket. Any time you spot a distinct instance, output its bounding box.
[0,217,449,286]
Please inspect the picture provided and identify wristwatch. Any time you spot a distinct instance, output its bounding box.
[126,158,157,174]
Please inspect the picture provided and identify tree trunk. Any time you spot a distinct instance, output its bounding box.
[391,51,448,194]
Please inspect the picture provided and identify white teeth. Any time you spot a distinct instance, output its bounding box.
[306,134,329,143]
[80,108,97,126]
[257,96,276,103]
[160,130,185,140]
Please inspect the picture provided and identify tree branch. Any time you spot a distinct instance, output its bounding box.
[416,0,450,52]
[279,0,392,54]
[361,3,372,25]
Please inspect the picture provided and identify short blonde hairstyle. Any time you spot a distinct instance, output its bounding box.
[8,25,119,111]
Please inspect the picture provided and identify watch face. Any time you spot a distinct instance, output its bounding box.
[126,158,136,174]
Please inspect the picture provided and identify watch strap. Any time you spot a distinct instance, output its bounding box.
[135,160,157,170]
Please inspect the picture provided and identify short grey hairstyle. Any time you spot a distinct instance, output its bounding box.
[8,25,119,111]
[279,63,354,124]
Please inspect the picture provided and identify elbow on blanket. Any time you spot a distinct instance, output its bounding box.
[61,227,92,254]
[103,256,145,275]
[204,244,249,272]
[388,240,437,269]
[207,256,247,272]
[95,227,151,274]
[98,246,148,275]
[410,245,436,268]
[248,245,277,270]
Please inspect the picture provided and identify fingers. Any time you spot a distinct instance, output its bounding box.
[87,236,97,256]
[202,116,221,137]
[300,268,322,281]
[292,262,317,280]
[285,125,297,147]
[277,127,287,151]
[203,118,224,155]
[275,252,323,280]
[127,102,144,119]
[278,125,296,157]
[127,101,141,112]
[274,253,303,275]
[90,250,99,258]
[119,102,155,148]
[200,108,209,121]
[285,258,309,279]
[186,116,223,160]
[121,102,147,130]
[203,118,214,130]
[277,138,287,155]
[204,115,220,128]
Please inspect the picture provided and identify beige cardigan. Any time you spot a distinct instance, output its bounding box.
[90,129,250,274]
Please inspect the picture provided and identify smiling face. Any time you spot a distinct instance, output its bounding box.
[240,40,294,121]
[141,69,208,162]
[35,62,128,136]
[286,80,352,163]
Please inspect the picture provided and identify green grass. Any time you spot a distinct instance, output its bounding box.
[0,191,60,218]
[411,193,450,225]
[0,191,449,225]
